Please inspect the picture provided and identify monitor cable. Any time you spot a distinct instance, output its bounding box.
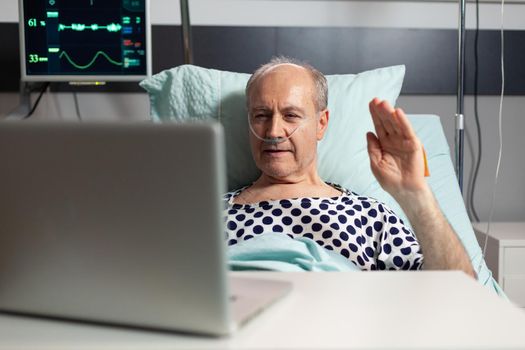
[73,91,83,122]
[23,82,50,119]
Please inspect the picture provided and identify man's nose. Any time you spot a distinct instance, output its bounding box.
[266,115,285,137]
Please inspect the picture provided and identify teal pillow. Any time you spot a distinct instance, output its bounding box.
[140,64,405,191]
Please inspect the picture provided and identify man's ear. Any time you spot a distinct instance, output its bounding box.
[316,109,329,140]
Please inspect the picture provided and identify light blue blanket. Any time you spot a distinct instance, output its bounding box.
[228,233,360,272]
[227,233,507,300]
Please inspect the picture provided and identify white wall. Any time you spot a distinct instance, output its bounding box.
[3,0,525,29]
[1,0,524,221]
[398,95,525,222]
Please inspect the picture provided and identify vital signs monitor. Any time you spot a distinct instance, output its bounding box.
[18,0,151,82]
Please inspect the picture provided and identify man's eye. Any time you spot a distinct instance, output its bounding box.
[251,114,268,122]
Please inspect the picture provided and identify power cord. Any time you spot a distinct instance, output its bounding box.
[468,0,482,222]
[478,0,505,274]
[23,82,50,119]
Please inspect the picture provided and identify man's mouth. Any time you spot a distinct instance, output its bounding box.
[263,148,290,152]
[263,149,291,156]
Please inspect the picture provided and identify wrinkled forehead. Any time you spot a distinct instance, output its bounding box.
[248,64,316,110]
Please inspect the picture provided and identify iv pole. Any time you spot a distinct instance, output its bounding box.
[456,0,466,193]
[180,0,193,64]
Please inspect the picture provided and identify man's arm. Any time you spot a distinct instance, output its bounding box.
[366,98,476,278]
[395,186,476,277]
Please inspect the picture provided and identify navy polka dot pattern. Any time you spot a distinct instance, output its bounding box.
[223,184,423,271]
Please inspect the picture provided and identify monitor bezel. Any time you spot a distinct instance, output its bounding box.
[18,0,152,82]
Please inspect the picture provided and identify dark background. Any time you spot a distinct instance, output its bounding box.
[1,23,523,94]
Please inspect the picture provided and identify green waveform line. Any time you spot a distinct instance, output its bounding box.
[58,23,122,32]
[59,51,123,70]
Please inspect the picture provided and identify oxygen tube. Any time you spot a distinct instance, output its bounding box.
[247,114,306,145]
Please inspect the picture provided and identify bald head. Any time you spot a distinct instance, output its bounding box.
[246,57,328,112]
[247,64,317,114]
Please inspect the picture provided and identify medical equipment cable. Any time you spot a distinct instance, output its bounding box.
[469,0,482,222]
[478,0,505,274]
[73,92,83,122]
[23,82,50,119]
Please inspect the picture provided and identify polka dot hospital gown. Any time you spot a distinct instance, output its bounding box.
[223,184,424,270]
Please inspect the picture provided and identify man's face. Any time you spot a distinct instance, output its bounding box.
[247,64,328,181]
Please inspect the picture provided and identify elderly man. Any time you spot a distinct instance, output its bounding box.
[224,57,475,278]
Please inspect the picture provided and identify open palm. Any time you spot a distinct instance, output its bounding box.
[366,98,427,197]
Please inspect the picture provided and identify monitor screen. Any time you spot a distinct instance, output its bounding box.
[19,0,151,82]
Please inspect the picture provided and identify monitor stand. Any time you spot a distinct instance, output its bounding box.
[5,82,33,120]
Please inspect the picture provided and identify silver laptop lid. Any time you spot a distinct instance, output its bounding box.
[0,121,233,335]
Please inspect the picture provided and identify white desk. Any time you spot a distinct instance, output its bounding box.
[1,271,525,349]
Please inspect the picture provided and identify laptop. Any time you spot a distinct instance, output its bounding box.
[0,121,291,336]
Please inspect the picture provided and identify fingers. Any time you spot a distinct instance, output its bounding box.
[369,99,387,139]
[393,107,417,140]
[369,98,397,136]
[369,98,417,140]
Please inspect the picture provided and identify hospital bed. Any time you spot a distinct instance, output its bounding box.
[141,63,504,295]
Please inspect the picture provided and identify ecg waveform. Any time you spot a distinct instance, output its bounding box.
[59,50,123,70]
[58,23,122,32]
[23,0,147,77]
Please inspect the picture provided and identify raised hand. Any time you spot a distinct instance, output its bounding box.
[365,99,476,277]
[366,98,428,199]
